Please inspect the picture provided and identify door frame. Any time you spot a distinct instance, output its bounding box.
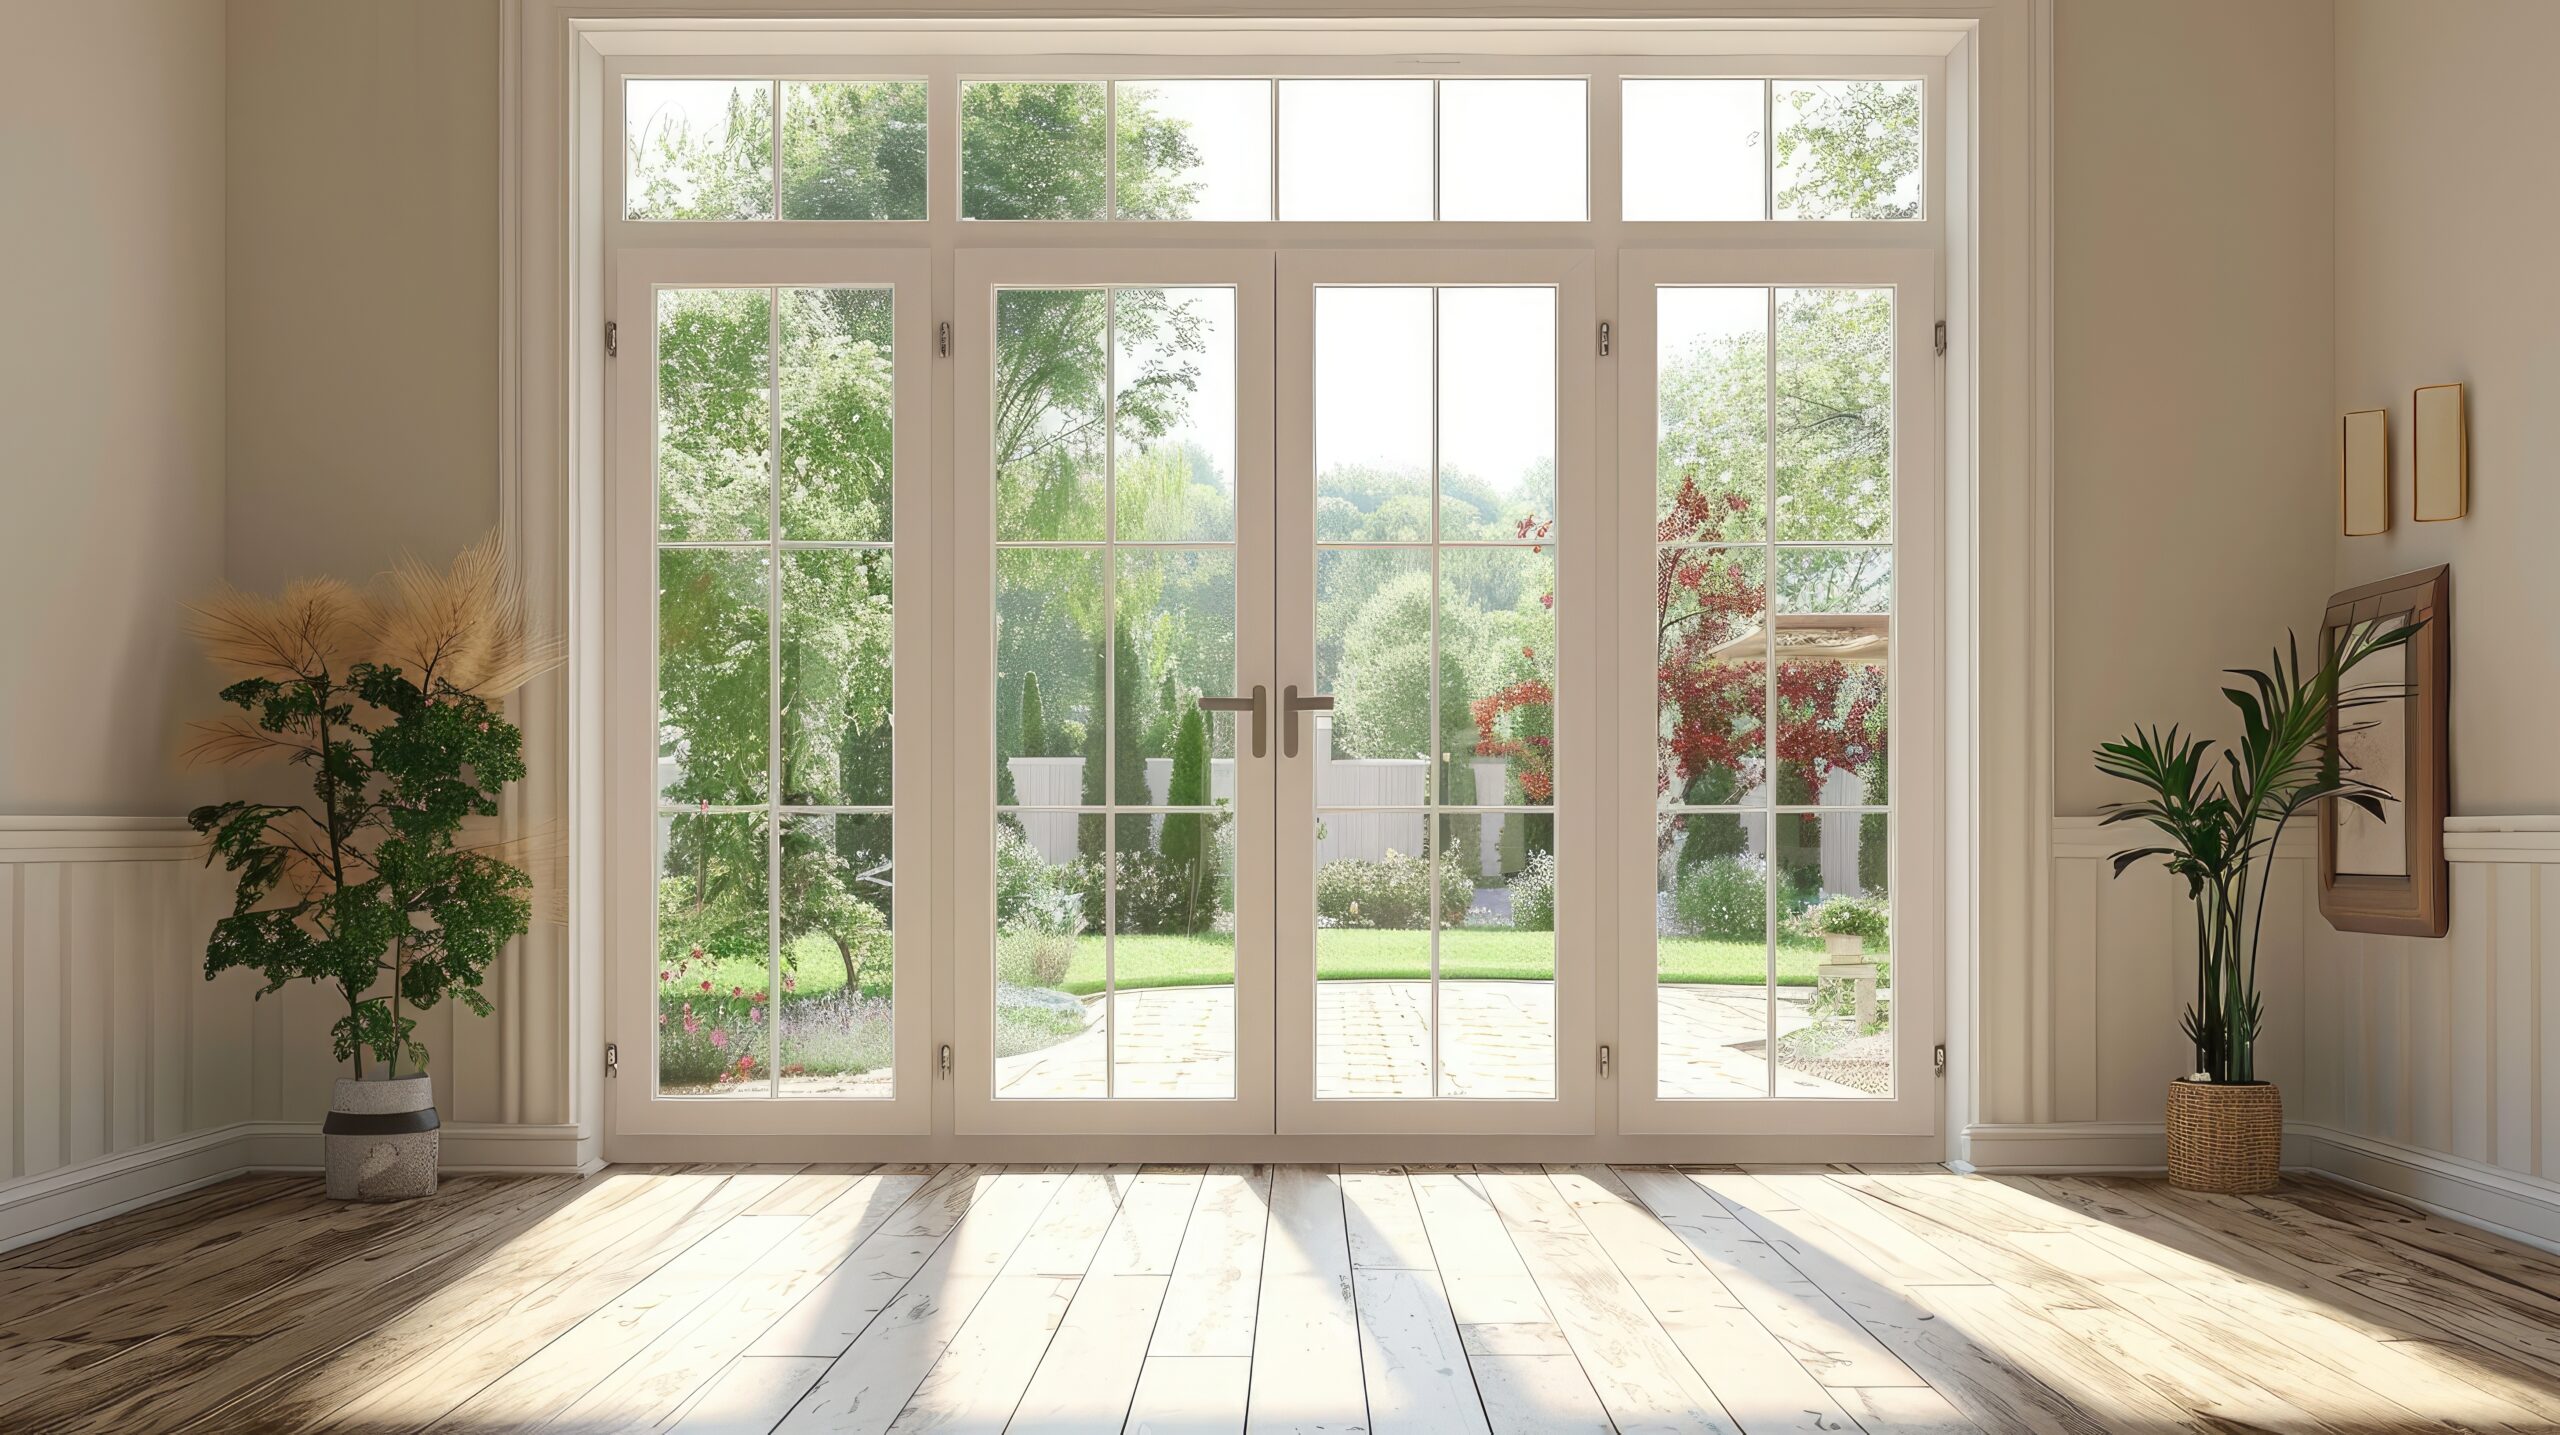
[606,245,938,1139]
[951,247,1280,1136]
[1612,246,1944,1137]
[1275,249,1601,1135]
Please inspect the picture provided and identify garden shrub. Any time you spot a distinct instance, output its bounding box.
[1508,851,1558,932]
[1673,854,1768,941]
[1315,849,1473,930]
[996,923,1078,989]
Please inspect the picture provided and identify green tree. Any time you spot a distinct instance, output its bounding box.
[960,81,1200,220]
[1161,707,1214,932]
[1777,81,1922,220]
[781,82,927,219]
[1018,669,1049,758]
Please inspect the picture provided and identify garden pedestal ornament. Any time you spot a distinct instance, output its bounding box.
[1815,933,1879,1030]
[325,1073,440,1201]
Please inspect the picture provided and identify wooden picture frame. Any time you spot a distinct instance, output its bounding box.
[2318,565,2450,937]
[2412,382,2468,522]
[2340,408,2388,536]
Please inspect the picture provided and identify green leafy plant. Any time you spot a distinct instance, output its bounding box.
[182,538,560,1078]
[1507,850,1558,933]
[2097,621,2417,1084]
[1797,893,1888,943]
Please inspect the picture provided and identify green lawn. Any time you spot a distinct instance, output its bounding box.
[685,928,1873,1001]
[1058,931,1850,995]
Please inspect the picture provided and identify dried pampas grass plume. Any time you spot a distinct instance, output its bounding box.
[366,534,566,699]
[184,577,368,682]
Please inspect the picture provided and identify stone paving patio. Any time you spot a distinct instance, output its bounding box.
[717,981,1882,1099]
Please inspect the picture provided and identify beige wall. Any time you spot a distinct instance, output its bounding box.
[2332,0,2560,816]
[225,0,500,593]
[0,0,227,815]
[2050,0,2340,814]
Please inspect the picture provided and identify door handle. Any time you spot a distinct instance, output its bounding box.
[1282,685,1335,759]
[1198,685,1268,759]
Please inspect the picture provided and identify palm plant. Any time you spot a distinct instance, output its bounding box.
[2096,620,2417,1083]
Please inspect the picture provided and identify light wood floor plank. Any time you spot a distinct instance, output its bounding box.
[10,1165,2560,1435]
[1152,1166,1275,1359]
[1248,1165,1368,1435]
[1011,1169,1210,1435]
[1616,1167,1920,1390]
[1549,1166,1854,1434]
[1476,1169,1739,1435]
[747,1165,989,1359]
[553,1170,936,1431]
[670,1356,834,1435]
[1127,1355,1252,1435]
[1351,1265,1488,1435]
[1695,1172,2115,1435]
[772,1169,1073,1435]
[1466,1352,1612,1435]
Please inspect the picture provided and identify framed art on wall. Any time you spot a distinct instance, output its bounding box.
[2318,565,2450,937]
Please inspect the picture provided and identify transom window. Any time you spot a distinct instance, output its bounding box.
[623,73,1927,225]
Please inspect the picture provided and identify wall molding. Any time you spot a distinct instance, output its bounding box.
[0,816,201,864]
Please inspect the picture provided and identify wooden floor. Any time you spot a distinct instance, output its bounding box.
[8,1166,2560,1433]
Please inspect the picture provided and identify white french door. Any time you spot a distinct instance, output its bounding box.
[954,249,1277,1135]
[1275,252,1599,1135]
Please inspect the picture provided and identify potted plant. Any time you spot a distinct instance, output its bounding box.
[1799,894,1889,1031]
[183,537,557,1201]
[2096,621,2414,1193]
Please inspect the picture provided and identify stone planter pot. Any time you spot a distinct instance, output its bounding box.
[1823,932,1866,959]
[2164,1078,2281,1194]
[325,1073,439,1201]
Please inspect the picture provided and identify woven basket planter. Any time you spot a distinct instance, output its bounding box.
[2164,1079,2281,1194]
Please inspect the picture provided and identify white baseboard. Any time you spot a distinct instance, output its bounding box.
[1960,1121,2170,1171]
[1963,1118,2560,1256]
[0,1119,597,1254]
[2289,1123,2560,1256]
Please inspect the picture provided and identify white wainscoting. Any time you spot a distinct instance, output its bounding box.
[0,817,587,1251]
[1982,814,2560,1252]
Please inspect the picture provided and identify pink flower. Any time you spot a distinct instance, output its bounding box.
[710,1028,729,1050]
[682,1011,701,1036]
[731,985,745,998]
[735,1054,755,1073]
[700,979,713,992]
[783,973,796,991]
[658,969,669,982]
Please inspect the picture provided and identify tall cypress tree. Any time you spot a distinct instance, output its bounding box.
[1018,669,1048,757]
[1161,707,1212,931]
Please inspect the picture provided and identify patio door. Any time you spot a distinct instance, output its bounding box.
[1275,252,1598,1135]
[954,250,1276,1134]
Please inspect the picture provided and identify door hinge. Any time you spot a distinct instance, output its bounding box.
[1932,319,1946,358]
[604,1041,620,1078]
[1934,1042,1947,1077]
[938,321,952,358]
[1598,1044,1613,1078]
[1597,320,1613,357]
[938,1043,954,1079]
[605,320,619,359]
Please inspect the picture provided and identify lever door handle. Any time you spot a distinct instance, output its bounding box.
[1282,686,1335,759]
[1198,685,1269,758]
